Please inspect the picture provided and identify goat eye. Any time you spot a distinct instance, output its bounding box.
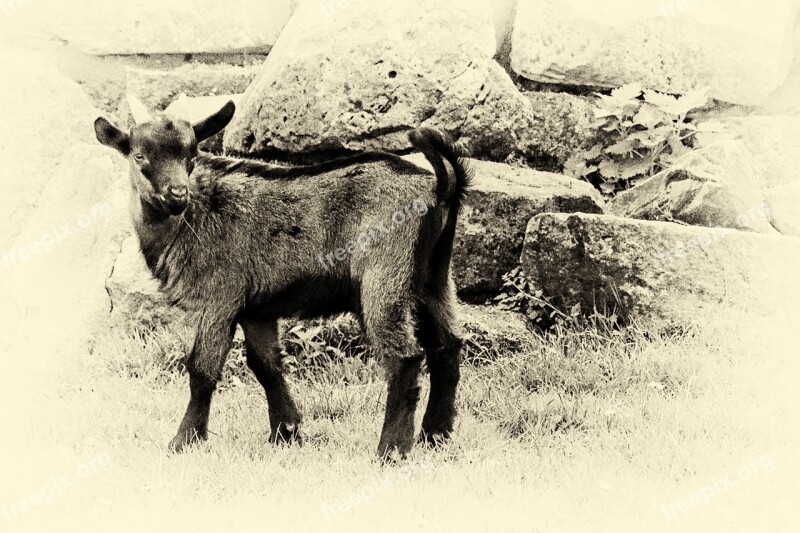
[133,154,145,163]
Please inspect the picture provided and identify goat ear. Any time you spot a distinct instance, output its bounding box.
[193,101,236,143]
[94,117,131,156]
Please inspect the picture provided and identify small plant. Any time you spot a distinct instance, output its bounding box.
[564,83,719,196]
[494,267,580,329]
[281,318,367,376]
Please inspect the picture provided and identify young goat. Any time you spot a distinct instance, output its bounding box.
[94,98,470,458]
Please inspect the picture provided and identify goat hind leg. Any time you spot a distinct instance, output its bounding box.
[365,304,421,459]
[417,295,462,447]
[241,317,302,444]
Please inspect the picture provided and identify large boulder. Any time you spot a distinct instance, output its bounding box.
[3,144,130,371]
[521,213,800,326]
[0,47,104,249]
[0,46,133,385]
[405,154,605,300]
[611,142,776,234]
[760,16,800,115]
[223,0,532,161]
[698,115,800,236]
[510,0,797,106]
[32,0,293,55]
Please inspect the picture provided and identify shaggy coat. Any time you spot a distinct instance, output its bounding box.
[94,101,469,458]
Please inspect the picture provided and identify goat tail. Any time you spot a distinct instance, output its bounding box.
[408,127,472,211]
[409,127,472,282]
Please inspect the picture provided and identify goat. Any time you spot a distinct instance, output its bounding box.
[94,97,470,458]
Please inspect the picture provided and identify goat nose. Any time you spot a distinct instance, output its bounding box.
[168,185,188,199]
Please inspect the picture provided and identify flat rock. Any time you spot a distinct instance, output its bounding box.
[406,154,605,299]
[611,142,776,233]
[162,94,243,153]
[126,63,260,111]
[521,213,800,326]
[223,0,532,161]
[33,0,293,55]
[458,304,532,363]
[510,0,797,106]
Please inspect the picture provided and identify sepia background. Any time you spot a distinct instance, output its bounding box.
[1,0,799,531]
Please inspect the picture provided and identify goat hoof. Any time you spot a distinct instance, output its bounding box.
[377,438,413,463]
[269,423,302,445]
[377,446,409,465]
[168,428,206,453]
[418,429,450,448]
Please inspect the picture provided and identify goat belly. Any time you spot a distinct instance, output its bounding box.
[245,274,359,320]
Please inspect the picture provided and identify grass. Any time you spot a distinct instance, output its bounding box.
[2,307,799,533]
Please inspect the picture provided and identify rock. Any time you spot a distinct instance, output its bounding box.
[697,115,800,236]
[760,17,800,115]
[510,0,797,106]
[4,144,130,373]
[701,115,800,190]
[611,142,776,233]
[405,154,605,300]
[513,90,600,168]
[126,63,259,112]
[0,47,104,249]
[521,213,800,326]
[223,0,532,161]
[163,94,243,122]
[459,304,532,363]
[764,182,800,236]
[107,236,190,332]
[35,0,293,55]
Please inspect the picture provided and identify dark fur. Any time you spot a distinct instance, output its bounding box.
[95,103,469,458]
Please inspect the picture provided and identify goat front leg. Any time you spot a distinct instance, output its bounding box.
[378,356,423,460]
[169,316,235,453]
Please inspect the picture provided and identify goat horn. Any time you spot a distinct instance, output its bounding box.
[127,94,154,125]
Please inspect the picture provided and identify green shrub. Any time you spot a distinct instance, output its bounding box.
[564,83,720,196]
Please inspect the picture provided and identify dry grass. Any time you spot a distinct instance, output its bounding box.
[2,308,799,533]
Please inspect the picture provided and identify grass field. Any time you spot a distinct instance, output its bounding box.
[2,307,799,532]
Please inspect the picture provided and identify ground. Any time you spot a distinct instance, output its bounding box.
[2,309,798,533]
